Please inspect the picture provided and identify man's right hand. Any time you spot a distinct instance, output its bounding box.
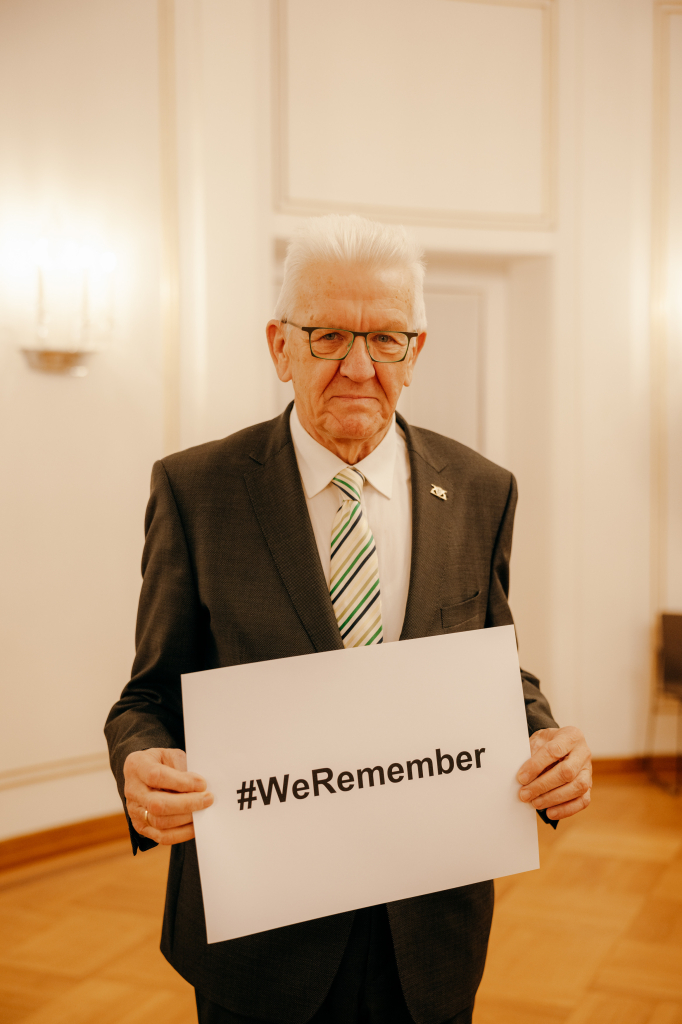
[123,748,213,846]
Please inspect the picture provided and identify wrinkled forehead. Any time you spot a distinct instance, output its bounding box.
[291,261,414,325]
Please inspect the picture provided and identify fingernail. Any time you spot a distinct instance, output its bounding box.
[519,788,530,801]
[518,772,530,785]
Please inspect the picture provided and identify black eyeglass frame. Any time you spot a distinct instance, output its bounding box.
[281,321,419,363]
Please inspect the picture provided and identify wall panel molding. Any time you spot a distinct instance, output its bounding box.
[0,753,110,792]
[273,0,557,229]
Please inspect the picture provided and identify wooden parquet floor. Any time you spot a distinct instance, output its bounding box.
[0,775,680,1024]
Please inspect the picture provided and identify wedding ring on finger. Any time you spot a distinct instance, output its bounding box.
[143,808,149,826]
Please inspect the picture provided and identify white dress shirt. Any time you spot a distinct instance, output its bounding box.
[289,404,412,644]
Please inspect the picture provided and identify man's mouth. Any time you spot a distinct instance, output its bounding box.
[329,395,378,402]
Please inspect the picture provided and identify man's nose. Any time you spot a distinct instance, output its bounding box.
[340,335,375,381]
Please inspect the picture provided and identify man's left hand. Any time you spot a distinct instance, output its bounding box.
[517,726,592,820]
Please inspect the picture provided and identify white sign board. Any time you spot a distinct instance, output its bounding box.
[182,625,539,944]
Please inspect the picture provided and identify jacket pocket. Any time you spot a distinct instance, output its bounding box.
[441,591,482,630]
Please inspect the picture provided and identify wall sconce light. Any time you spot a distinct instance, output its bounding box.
[22,349,90,376]
[20,235,117,377]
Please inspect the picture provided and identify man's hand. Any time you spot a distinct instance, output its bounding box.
[517,726,592,821]
[124,748,213,845]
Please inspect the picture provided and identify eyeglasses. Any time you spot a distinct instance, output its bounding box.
[282,321,419,363]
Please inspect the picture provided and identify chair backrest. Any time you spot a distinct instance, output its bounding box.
[661,614,682,688]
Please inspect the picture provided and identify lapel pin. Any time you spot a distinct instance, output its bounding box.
[430,485,447,501]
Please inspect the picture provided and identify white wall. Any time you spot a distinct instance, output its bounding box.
[0,0,163,839]
[1,0,678,841]
[549,0,654,753]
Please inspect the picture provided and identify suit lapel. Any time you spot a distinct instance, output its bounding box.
[398,415,453,640]
[244,406,343,654]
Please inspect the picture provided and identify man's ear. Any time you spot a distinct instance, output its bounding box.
[266,320,293,383]
[402,332,427,388]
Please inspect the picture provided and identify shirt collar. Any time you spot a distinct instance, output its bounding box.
[290,404,397,500]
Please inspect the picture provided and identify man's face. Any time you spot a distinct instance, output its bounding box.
[266,262,426,459]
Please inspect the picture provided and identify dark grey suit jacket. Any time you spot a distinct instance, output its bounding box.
[105,405,557,1024]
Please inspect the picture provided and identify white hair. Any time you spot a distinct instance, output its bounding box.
[274,214,427,331]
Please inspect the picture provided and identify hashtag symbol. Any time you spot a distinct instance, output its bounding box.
[236,780,257,810]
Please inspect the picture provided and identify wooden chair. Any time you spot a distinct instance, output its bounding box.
[646,613,682,793]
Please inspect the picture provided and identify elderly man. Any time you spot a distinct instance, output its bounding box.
[106,215,592,1024]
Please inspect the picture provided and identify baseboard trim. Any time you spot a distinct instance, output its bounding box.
[0,813,129,873]
[592,755,678,775]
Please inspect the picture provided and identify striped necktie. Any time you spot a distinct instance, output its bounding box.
[330,466,384,647]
